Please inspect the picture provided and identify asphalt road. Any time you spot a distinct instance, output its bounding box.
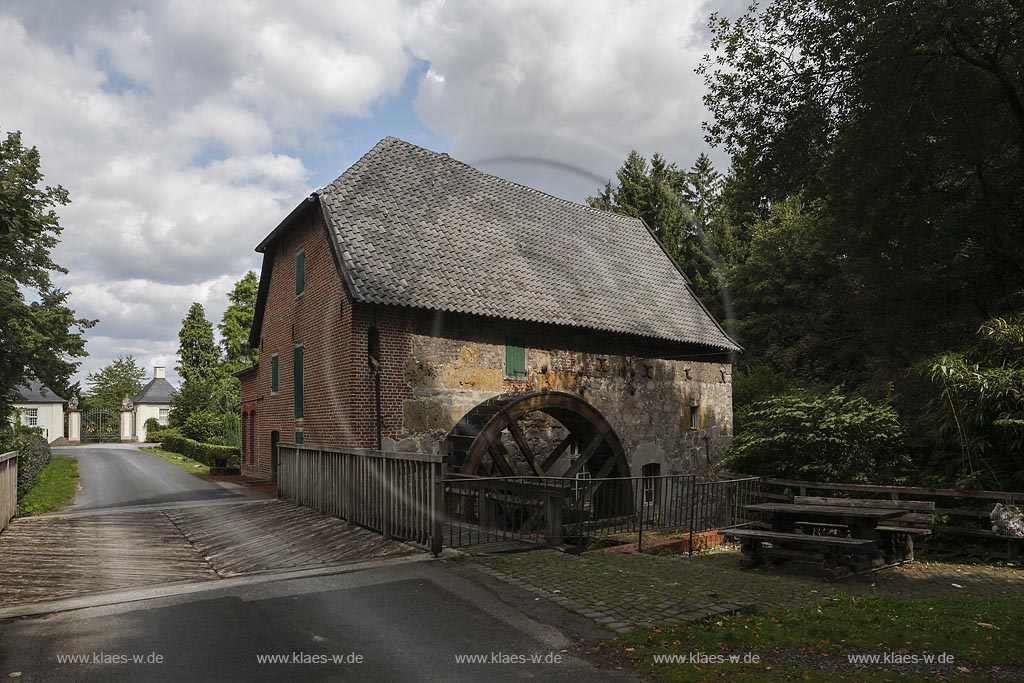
[0,562,640,683]
[54,444,258,512]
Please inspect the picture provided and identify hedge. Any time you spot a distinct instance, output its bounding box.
[162,433,240,467]
[146,425,179,443]
[16,433,52,496]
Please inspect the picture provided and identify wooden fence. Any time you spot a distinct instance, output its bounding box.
[761,477,1024,560]
[277,444,444,555]
[1,451,18,533]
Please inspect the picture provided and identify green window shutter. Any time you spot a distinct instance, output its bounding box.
[294,346,304,418]
[271,355,279,393]
[505,344,526,377]
[295,431,303,445]
[296,252,305,295]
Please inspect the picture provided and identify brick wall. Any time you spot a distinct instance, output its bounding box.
[240,207,364,478]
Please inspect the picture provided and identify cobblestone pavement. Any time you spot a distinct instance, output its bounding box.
[468,548,1024,634]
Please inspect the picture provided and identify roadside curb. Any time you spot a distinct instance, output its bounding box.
[0,549,460,620]
[26,496,278,520]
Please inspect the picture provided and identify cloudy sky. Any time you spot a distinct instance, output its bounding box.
[1,0,741,388]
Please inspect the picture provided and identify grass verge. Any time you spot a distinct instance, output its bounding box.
[606,593,1024,682]
[18,455,79,515]
[140,446,210,474]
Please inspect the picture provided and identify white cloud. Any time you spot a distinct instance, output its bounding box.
[405,0,726,200]
[0,2,413,383]
[2,0,736,385]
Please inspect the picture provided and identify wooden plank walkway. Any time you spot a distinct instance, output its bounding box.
[0,511,218,606]
[164,500,416,576]
[0,500,417,607]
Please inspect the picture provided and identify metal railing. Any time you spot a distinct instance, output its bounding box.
[443,473,764,551]
[1,451,18,533]
[277,444,445,555]
[685,477,763,554]
[275,442,766,558]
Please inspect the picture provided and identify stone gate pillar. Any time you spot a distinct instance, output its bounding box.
[120,397,135,442]
[67,409,81,443]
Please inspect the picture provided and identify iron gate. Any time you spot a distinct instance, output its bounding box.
[81,408,118,442]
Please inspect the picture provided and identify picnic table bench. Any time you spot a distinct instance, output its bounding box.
[793,496,935,562]
[723,497,935,574]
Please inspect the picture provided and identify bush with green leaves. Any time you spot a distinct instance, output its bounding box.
[161,433,239,467]
[722,387,911,484]
[181,410,220,443]
[14,433,52,496]
[145,425,178,443]
[921,310,1024,490]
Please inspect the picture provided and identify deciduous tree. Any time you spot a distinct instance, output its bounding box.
[85,356,146,413]
[0,129,94,426]
[218,271,259,373]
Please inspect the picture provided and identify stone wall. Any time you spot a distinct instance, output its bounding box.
[396,315,733,475]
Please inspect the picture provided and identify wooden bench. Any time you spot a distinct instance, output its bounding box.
[793,496,935,562]
[722,528,878,571]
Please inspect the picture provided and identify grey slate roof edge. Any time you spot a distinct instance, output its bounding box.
[12,379,66,404]
[356,300,738,359]
[634,215,742,352]
[249,136,742,353]
[233,364,259,378]
[248,250,276,350]
[315,196,361,304]
[255,194,318,253]
[131,378,175,404]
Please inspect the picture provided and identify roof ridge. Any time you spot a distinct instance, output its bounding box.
[320,136,645,229]
[262,136,740,353]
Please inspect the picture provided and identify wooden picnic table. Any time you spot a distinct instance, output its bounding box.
[724,502,907,573]
[744,502,904,541]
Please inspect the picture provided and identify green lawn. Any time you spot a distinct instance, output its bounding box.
[18,455,79,515]
[607,593,1024,682]
[139,446,210,474]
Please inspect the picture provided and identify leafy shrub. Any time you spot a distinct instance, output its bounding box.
[144,417,162,432]
[220,411,241,448]
[181,410,220,443]
[921,310,1024,489]
[162,433,239,467]
[722,387,911,484]
[145,425,179,443]
[15,433,52,496]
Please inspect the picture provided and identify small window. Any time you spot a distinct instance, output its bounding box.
[158,408,169,425]
[294,431,303,445]
[690,403,701,430]
[642,463,660,505]
[295,251,305,295]
[505,343,526,377]
[293,345,304,418]
[569,443,591,501]
[23,408,38,427]
[271,354,279,393]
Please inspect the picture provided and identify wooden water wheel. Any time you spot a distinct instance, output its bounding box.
[445,391,634,530]
[446,391,631,479]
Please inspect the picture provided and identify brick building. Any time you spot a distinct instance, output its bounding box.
[238,137,740,481]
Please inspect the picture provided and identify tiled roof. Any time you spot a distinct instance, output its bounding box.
[13,379,66,404]
[283,137,739,351]
[132,378,175,404]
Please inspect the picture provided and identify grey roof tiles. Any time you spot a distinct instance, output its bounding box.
[132,378,175,404]
[314,137,738,351]
[13,379,66,404]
